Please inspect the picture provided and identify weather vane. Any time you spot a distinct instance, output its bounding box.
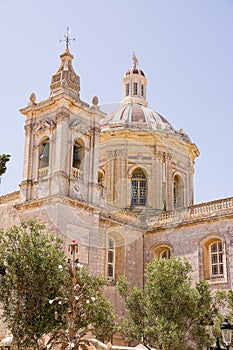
[132,51,138,67]
[60,27,75,50]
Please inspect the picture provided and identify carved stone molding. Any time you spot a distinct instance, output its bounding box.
[55,107,70,123]
[106,149,126,159]
[24,124,33,133]
[70,119,90,135]
[33,117,56,134]
[156,151,172,162]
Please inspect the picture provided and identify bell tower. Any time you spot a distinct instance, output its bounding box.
[19,32,105,206]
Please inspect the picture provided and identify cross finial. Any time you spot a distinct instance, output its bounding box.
[60,27,75,50]
[132,52,138,68]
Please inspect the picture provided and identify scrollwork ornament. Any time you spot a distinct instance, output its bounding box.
[33,118,56,134]
[56,109,70,123]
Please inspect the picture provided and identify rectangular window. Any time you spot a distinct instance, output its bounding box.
[108,250,114,263]
[140,181,146,206]
[132,180,139,205]
[126,83,130,96]
[108,265,113,278]
[141,84,144,96]
[212,265,218,275]
[133,83,138,95]
[211,254,218,264]
[210,242,224,277]
[107,238,115,279]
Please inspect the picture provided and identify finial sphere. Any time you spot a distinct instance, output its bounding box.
[92,96,99,105]
[29,93,36,103]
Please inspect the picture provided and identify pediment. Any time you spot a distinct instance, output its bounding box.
[70,119,90,135]
[33,118,56,134]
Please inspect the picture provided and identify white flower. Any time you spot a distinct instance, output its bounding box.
[77,263,83,269]
[75,296,79,301]
[71,343,75,348]
[86,300,90,304]
[91,297,96,301]
[49,300,53,304]
[58,301,62,305]
[58,265,63,269]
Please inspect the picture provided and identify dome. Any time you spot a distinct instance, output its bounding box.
[101,102,177,134]
[101,54,193,145]
[125,68,145,77]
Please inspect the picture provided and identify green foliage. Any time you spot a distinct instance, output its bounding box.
[0,154,10,177]
[47,262,115,349]
[117,256,217,350]
[0,220,66,348]
[212,290,233,344]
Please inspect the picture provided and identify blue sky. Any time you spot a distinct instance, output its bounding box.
[0,0,232,204]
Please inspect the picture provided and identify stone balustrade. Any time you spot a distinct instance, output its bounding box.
[101,207,138,225]
[72,167,83,180]
[148,197,233,228]
[0,191,19,204]
[38,166,49,178]
[190,197,233,215]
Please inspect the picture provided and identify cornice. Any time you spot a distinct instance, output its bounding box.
[0,191,20,204]
[20,93,106,122]
[14,194,100,214]
[20,94,88,115]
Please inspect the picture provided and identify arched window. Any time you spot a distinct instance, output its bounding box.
[153,245,171,260]
[126,83,130,96]
[39,138,50,169]
[202,238,226,282]
[141,84,144,97]
[73,140,84,170]
[173,174,184,209]
[133,82,138,95]
[160,248,171,260]
[98,170,104,186]
[107,237,115,280]
[73,142,83,169]
[210,241,224,277]
[72,140,85,179]
[131,168,147,206]
[106,232,125,282]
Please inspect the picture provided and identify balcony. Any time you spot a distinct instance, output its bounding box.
[38,167,49,178]
[72,167,83,180]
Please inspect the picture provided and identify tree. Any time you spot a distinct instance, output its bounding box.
[117,256,217,350]
[46,240,115,350]
[0,154,10,177]
[0,220,67,349]
[211,290,233,345]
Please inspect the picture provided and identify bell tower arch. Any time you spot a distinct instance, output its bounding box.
[19,41,105,206]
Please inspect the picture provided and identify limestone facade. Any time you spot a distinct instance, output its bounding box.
[0,45,232,311]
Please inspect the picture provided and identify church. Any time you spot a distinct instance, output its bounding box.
[0,35,233,316]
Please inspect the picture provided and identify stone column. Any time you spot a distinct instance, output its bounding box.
[20,123,34,202]
[166,154,173,211]
[50,108,70,196]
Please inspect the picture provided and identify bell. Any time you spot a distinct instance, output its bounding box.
[40,142,50,159]
[73,146,80,161]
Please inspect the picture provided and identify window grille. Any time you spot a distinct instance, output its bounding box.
[210,242,224,277]
[107,238,115,279]
[126,83,130,96]
[131,170,146,206]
